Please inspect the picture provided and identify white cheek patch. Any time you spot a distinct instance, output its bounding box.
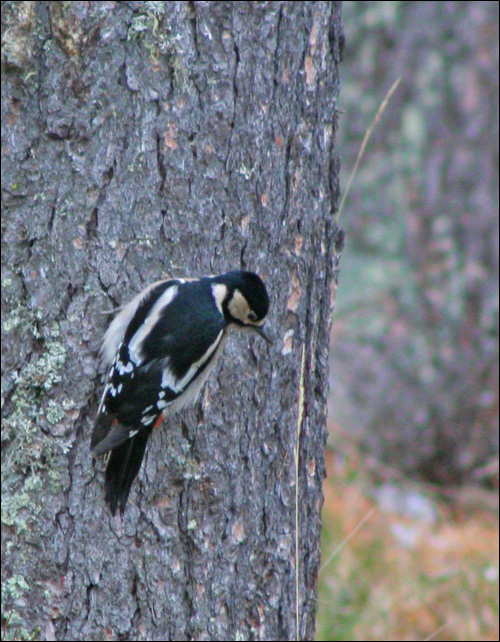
[227,289,251,323]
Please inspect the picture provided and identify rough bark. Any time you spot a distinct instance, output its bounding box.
[1,2,343,640]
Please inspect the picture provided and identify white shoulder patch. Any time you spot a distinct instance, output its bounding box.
[211,283,227,315]
[100,280,169,368]
[127,285,179,365]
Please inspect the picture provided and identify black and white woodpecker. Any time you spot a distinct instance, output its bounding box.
[91,270,271,515]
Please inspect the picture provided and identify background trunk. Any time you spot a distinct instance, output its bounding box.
[1,2,343,640]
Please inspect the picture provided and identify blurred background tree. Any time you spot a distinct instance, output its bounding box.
[329,0,499,487]
[317,4,498,640]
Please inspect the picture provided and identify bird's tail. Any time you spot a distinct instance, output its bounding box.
[104,429,152,515]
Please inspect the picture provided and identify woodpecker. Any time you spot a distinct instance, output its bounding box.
[91,270,271,514]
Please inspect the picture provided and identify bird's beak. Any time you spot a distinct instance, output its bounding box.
[251,325,273,345]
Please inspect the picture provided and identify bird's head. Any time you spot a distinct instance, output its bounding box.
[213,270,272,343]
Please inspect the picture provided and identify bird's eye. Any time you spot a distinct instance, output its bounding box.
[247,311,258,322]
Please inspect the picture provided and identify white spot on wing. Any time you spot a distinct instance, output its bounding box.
[116,360,134,375]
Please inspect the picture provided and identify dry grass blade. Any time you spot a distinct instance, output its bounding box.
[295,344,307,641]
[422,621,452,641]
[319,507,376,574]
[335,76,402,223]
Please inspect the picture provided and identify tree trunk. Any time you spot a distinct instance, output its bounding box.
[1,2,343,640]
